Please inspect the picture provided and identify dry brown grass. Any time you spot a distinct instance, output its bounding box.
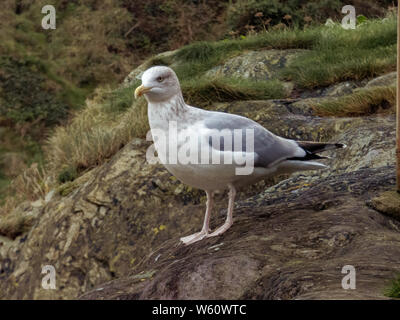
[0,84,149,218]
[0,163,49,217]
[311,86,396,117]
[11,163,49,200]
[45,89,148,180]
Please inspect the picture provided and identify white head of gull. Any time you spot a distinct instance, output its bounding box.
[135,66,345,245]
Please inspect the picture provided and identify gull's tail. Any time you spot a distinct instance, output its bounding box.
[288,141,347,161]
[276,141,346,173]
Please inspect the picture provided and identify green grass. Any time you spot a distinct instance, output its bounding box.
[182,77,286,106]
[174,27,325,64]
[161,14,397,89]
[172,28,320,81]
[0,56,87,129]
[281,18,397,88]
[0,174,9,204]
[100,84,139,114]
[141,26,322,84]
[385,275,400,298]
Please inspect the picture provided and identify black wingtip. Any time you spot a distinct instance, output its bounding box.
[287,152,328,161]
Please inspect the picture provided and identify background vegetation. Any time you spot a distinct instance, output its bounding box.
[386,275,400,298]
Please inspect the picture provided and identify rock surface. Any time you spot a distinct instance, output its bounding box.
[365,72,397,88]
[205,49,303,81]
[0,48,398,300]
[80,166,400,300]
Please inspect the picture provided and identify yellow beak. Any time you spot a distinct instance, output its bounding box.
[134,85,152,99]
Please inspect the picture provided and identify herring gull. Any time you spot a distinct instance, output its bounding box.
[135,66,345,245]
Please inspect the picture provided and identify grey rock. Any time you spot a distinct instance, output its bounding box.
[205,49,305,81]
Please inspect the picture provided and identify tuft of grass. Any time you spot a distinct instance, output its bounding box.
[100,84,138,114]
[0,163,49,218]
[311,85,395,117]
[58,166,78,184]
[385,274,400,298]
[45,89,148,179]
[182,77,287,106]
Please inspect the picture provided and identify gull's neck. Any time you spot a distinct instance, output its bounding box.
[148,93,189,129]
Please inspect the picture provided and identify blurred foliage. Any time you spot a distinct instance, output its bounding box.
[121,0,228,53]
[226,0,394,34]
[0,57,69,125]
[385,274,400,298]
[57,165,78,184]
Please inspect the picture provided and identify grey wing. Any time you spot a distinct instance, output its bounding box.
[203,111,305,168]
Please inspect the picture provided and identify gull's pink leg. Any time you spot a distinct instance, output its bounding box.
[180,190,213,245]
[207,184,236,238]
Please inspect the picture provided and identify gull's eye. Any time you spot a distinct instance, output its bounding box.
[156,76,164,83]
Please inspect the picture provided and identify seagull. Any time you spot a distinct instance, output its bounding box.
[135,66,345,245]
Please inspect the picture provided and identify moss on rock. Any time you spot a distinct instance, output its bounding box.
[370,190,400,221]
